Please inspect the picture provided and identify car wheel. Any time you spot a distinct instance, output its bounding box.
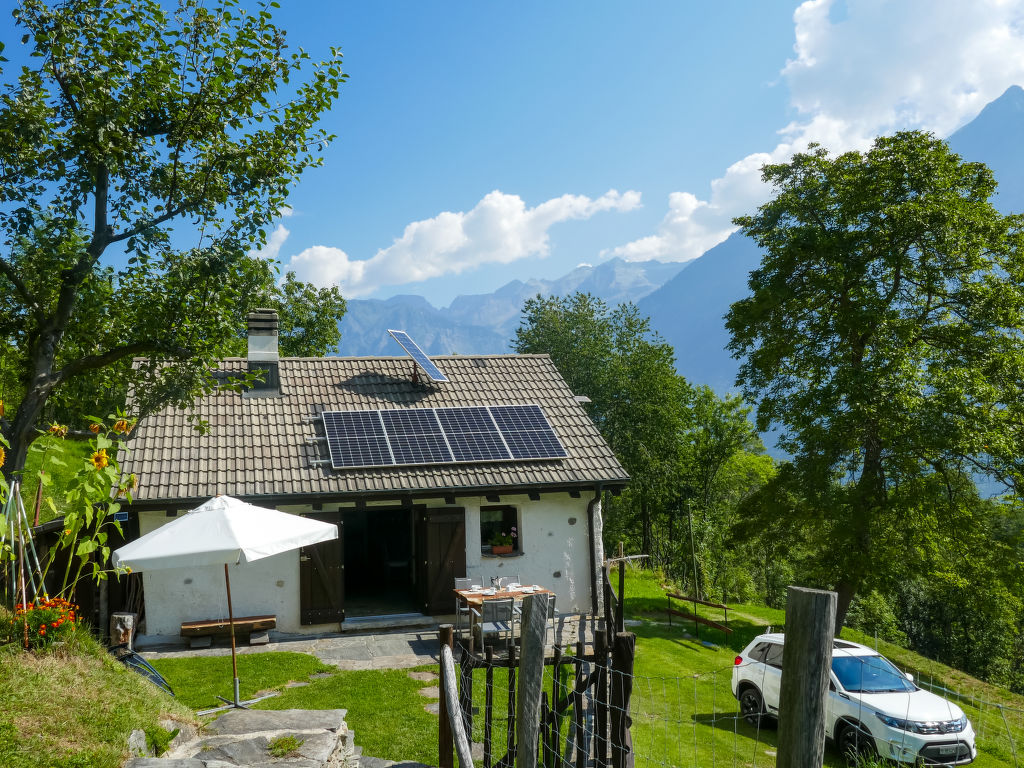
[739,687,766,726]
[839,722,877,765]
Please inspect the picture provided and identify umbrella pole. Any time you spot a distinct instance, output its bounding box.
[224,563,240,707]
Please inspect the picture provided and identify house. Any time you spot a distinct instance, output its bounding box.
[118,310,629,642]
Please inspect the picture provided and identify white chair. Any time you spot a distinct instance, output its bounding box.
[454,577,474,638]
[473,598,515,650]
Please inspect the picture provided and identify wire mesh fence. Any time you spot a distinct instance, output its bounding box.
[453,641,1024,768]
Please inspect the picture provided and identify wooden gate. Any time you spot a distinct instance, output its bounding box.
[418,507,466,615]
[299,511,344,624]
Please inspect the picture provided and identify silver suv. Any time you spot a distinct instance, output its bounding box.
[731,633,976,765]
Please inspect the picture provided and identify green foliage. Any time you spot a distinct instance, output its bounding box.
[515,293,773,600]
[145,725,178,757]
[726,131,1024,626]
[0,0,347,475]
[1,596,79,650]
[267,735,303,758]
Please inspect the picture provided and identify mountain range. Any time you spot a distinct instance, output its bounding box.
[337,85,1024,396]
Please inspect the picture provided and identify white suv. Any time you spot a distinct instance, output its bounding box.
[731,633,977,765]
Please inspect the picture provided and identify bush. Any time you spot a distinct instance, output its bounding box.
[845,590,907,646]
[2,597,79,650]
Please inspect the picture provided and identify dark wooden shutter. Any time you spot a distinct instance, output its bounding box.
[299,512,344,624]
[418,508,466,615]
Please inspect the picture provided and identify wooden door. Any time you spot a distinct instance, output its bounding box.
[299,511,344,624]
[417,508,466,615]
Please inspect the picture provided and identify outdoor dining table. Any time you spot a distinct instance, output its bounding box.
[454,584,554,645]
[454,584,554,608]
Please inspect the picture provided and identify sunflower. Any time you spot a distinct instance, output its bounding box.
[89,423,102,434]
[90,448,109,470]
[113,419,129,434]
[48,423,68,438]
[0,446,5,468]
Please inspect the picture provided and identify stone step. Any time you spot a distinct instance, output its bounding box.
[126,709,356,768]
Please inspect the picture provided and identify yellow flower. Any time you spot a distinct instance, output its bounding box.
[113,419,132,434]
[90,449,109,470]
[89,423,102,434]
[48,423,68,438]
[0,446,5,468]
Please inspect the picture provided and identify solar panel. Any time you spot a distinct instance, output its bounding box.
[490,404,568,459]
[322,411,394,468]
[380,409,454,464]
[321,403,566,469]
[388,329,450,383]
[437,406,511,462]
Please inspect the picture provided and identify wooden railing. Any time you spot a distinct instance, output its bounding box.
[664,592,732,638]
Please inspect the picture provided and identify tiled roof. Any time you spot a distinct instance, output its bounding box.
[122,354,629,504]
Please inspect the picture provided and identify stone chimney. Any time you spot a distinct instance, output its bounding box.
[246,308,280,395]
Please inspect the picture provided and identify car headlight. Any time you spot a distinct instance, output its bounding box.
[875,712,968,734]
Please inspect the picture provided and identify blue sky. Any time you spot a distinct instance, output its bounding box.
[9,1,1024,307]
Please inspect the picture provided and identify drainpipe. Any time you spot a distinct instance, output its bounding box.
[587,486,605,618]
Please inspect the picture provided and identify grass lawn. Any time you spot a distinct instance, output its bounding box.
[0,626,196,768]
[150,566,1024,768]
[150,653,442,766]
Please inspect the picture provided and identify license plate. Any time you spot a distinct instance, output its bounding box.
[938,746,956,756]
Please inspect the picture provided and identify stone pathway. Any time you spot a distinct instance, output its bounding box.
[140,629,440,671]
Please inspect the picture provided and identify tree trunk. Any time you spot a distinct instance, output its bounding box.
[833,578,858,636]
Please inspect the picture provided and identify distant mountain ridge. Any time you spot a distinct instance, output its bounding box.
[339,85,1024,395]
[638,84,1024,393]
[338,257,686,355]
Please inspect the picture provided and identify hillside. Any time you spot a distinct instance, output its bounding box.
[0,628,196,768]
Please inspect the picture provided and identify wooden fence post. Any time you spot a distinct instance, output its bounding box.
[776,586,837,768]
[594,630,610,768]
[439,624,455,768]
[516,594,549,768]
[610,632,635,768]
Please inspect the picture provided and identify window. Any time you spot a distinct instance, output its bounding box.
[748,642,771,663]
[480,506,519,554]
[764,644,784,669]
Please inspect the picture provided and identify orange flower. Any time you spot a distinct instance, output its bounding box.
[90,449,109,470]
[0,446,5,469]
[113,419,129,434]
[47,423,68,438]
[89,423,102,434]
[38,627,45,635]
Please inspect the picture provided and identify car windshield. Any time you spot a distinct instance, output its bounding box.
[831,653,915,693]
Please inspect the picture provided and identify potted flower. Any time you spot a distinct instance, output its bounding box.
[490,526,517,555]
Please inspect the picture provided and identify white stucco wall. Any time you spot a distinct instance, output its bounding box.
[134,492,597,643]
[463,493,595,615]
[137,509,303,638]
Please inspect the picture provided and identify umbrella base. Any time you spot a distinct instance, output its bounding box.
[197,678,279,716]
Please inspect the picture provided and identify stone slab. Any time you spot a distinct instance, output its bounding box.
[416,685,439,698]
[189,635,213,649]
[124,761,205,768]
[407,671,437,682]
[206,708,348,735]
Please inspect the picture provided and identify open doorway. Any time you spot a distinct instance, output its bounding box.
[343,507,417,617]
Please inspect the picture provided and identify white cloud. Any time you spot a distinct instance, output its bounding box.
[608,0,1024,263]
[248,223,291,261]
[283,189,640,296]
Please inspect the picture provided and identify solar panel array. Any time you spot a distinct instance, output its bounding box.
[387,329,450,383]
[321,404,567,469]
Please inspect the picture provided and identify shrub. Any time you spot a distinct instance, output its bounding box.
[2,597,79,650]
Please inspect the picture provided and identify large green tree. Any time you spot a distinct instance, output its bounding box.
[0,0,345,478]
[726,132,1024,631]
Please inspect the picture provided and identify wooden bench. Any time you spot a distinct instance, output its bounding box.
[665,593,732,639]
[180,615,276,647]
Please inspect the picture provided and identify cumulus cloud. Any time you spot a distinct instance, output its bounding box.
[608,0,1024,263]
[248,223,291,261]
[283,189,640,296]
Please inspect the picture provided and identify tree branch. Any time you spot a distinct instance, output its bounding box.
[54,340,192,384]
[0,257,42,315]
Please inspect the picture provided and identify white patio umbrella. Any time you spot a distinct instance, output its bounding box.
[112,495,338,709]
